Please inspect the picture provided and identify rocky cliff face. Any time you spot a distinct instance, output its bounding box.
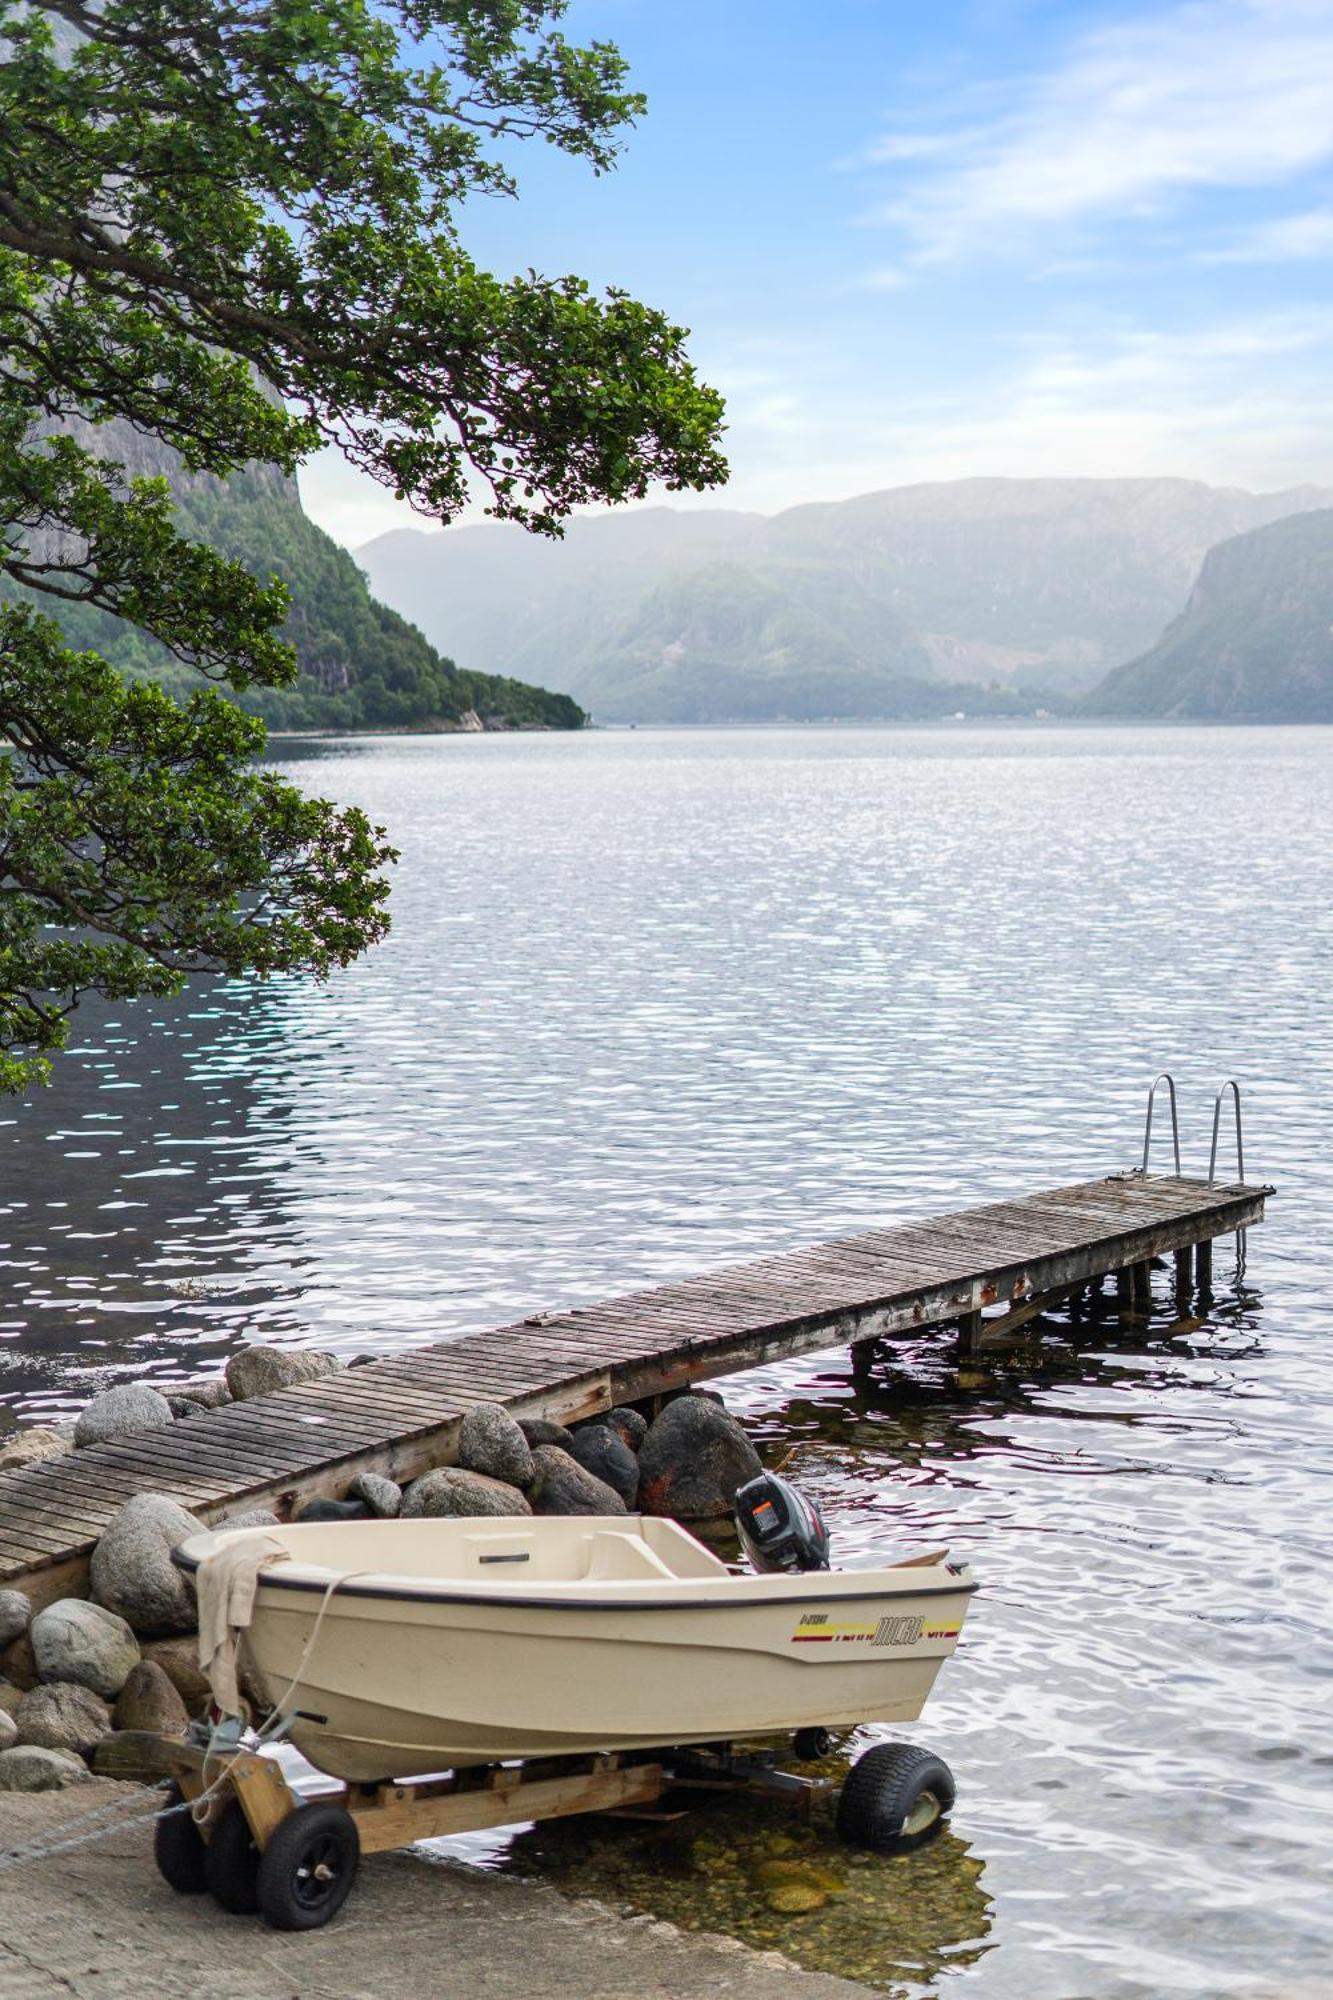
[356,477,1333,722]
[7,417,584,732]
[1083,509,1333,721]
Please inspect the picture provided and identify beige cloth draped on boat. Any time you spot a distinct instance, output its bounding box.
[196,1534,289,1719]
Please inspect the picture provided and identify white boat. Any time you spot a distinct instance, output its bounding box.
[176,1515,976,1784]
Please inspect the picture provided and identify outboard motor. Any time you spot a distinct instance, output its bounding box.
[734,1472,830,1574]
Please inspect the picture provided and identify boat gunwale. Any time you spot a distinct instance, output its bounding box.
[173,1543,977,1612]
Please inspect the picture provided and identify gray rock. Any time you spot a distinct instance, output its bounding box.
[140,1637,209,1715]
[225,1345,343,1401]
[0,1425,74,1474]
[15,1681,111,1758]
[566,1425,640,1507]
[637,1396,763,1519]
[294,1496,369,1523]
[458,1403,535,1489]
[166,1394,209,1419]
[112,1660,190,1736]
[601,1406,649,1452]
[73,1383,174,1449]
[518,1417,574,1450]
[0,1744,94,1791]
[401,1468,531,1520]
[214,1506,281,1531]
[30,1600,140,1699]
[348,1472,401,1518]
[179,1377,231,1409]
[0,1709,15,1752]
[90,1493,204,1637]
[0,1589,31,1649]
[528,1445,628,1517]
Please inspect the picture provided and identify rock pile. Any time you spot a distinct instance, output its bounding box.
[0,1386,763,1791]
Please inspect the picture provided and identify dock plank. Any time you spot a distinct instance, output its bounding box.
[0,1172,1269,1603]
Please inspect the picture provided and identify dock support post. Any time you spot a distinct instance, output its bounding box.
[1115,1269,1133,1321]
[850,1339,878,1385]
[1196,1238,1214,1301]
[1131,1261,1153,1313]
[1174,1247,1193,1306]
[958,1310,983,1354]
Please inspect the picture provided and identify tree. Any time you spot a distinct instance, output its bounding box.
[0,1,727,1089]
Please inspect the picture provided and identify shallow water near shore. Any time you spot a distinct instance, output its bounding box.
[2,723,1332,1995]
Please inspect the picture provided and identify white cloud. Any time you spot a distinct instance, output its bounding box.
[1200,205,1333,261]
[872,1,1333,265]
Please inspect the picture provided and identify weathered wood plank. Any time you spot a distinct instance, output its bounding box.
[0,1173,1270,1599]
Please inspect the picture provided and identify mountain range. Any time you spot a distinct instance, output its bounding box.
[357,477,1333,723]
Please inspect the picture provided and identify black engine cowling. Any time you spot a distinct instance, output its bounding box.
[734,1471,830,1573]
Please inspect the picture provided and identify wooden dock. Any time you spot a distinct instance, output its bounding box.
[0,1171,1268,1610]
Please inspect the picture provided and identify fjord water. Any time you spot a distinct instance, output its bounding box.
[2,724,1331,1996]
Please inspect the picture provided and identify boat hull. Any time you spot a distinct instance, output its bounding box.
[242,1572,972,1782]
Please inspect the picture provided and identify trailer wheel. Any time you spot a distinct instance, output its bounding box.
[836,1742,956,1855]
[205,1798,262,1913]
[256,1802,360,1931]
[153,1784,208,1894]
[793,1727,833,1761]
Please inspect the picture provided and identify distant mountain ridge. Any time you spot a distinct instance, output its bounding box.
[357,477,1333,723]
[1084,508,1333,720]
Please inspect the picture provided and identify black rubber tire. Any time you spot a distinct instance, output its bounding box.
[204,1798,263,1914]
[153,1784,209,1895]
[793,1727,834,1761]
[256,1802,360,1932]
[836,1742,956,1855]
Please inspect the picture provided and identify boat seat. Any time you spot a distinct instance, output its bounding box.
[582,1531,676,1581]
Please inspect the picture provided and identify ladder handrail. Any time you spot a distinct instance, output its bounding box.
[1208,1080,1245,1186]
[1141,1073,1181,1177]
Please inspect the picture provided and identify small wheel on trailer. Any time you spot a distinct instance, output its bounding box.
[792,1727,834,1761]
[204,1798,262,1913]
[153,1782,209,1894]
[256,1801,360,1931]
[836,1742,956,1855]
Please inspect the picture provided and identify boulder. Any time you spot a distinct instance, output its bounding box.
[0,1589,31,1649]
[518,1417,574,1450]
[165,1394,211,1419]
[112,1660,190,1736]
[601,1406,649,1452]
[140,1637,210,1715]
[1,1633,38,1691]
[30,1600,140,1700]
[90,1493,204,1637]
[180,1377,231,1409]
[0,1681,24,1718]
[565,1425,639,1507]
[225,1345,343,1401]
[528,1445,628,1517]
[0,1744,94,1791]
[0,1425,73,1474]
[458,1403,534,1489]
[637,1396,763,1519]
[15,1681,112,1759]
[294,1497,370,1523]
[214,1506,281,1531]
[348,1472,401,1518]
[401,1468,531,1520]
[0,1709,15,1752]
[73,1383,173,1449]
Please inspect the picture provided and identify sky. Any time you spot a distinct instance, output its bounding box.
[302,0,1333,548]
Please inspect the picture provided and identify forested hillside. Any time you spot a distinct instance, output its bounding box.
[6,443,584,733]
